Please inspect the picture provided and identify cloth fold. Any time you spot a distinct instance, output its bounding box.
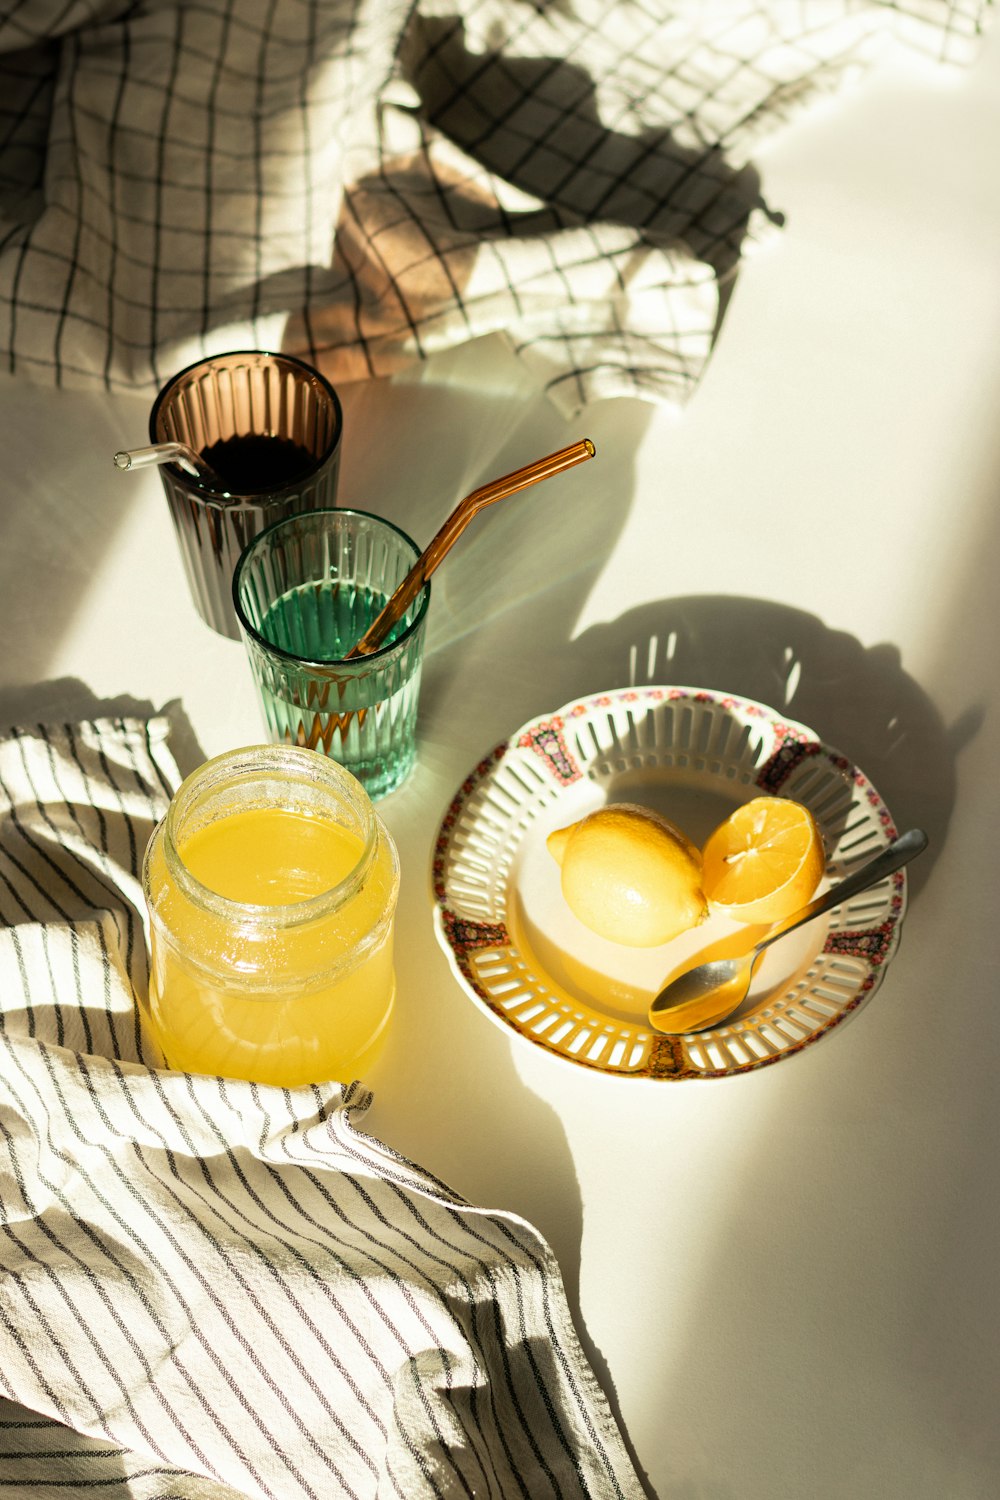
[0,1,990,417]
[0,719,643,1499]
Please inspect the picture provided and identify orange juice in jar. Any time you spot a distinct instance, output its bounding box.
[142,745,399,1086]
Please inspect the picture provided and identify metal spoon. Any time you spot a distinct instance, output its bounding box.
[648,827,928,1034]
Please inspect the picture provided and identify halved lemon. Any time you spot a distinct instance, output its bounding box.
[547,803,708,947]
[701,796,825,924]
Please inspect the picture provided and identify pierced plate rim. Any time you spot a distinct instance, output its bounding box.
[431,685,907,1082]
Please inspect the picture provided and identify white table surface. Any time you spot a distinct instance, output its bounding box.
[3,25,999,1500]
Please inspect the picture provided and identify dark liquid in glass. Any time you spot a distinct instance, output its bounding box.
[200,434,318,494]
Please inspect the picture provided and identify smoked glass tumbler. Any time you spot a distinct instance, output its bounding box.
[149,350,343,639]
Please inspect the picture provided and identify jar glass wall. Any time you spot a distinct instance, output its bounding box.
[142,745,399,1086]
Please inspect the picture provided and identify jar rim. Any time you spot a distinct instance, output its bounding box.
[159,744,379,927]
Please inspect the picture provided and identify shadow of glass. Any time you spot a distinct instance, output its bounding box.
[293,11,776,411]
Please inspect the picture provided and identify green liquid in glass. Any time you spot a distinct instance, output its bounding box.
[256,581,420,798]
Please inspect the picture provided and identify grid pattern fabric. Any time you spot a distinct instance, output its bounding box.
[0,0,992,417]
[0,718,644,1500]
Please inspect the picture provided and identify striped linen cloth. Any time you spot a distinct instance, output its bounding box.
[0,0,990,418]
[0,718,644,1500]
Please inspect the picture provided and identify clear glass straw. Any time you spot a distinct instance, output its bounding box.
[114,442,219,481]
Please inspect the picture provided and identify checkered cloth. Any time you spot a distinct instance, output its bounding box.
[0,718,644,1499]
[0,1,990,417]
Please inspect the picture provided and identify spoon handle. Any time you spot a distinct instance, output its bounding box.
[753,828,928,958]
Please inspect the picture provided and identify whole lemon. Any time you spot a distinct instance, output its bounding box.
[546,803,708,947]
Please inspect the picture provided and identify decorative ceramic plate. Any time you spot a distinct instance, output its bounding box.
[432,686,909,1081]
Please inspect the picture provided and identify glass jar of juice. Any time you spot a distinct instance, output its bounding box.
[142,744,399,1086]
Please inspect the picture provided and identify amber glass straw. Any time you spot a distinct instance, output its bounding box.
[347,438,596,658]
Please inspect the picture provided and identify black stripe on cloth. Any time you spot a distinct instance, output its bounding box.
[327,1140,584,1499]
[146,8,187,386]
[0,1041,277,1497]
[329,1090,632,1499]
[0,718,646,1498]
[266,1092,525,1497]
[46,1050,342,1499]
[286,1090,615,1499]
[4,0,986,415]
[0,1393,249,1499]
[0,721,171,1065]
[113,1070,404,1496]
[213,1076,499,1498]
[194,1076,482,1498]
[16,727,142,994]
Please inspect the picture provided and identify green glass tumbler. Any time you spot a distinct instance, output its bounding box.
[233,509,429,799]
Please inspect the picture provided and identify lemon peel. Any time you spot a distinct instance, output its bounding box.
[546,803,708,947]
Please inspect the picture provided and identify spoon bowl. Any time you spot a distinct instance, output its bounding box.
[648,828,928,1034]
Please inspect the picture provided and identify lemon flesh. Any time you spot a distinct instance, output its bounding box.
[546,803,708,947]
[701,795,825,924]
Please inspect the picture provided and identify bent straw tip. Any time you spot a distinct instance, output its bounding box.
[113,442,212,480]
